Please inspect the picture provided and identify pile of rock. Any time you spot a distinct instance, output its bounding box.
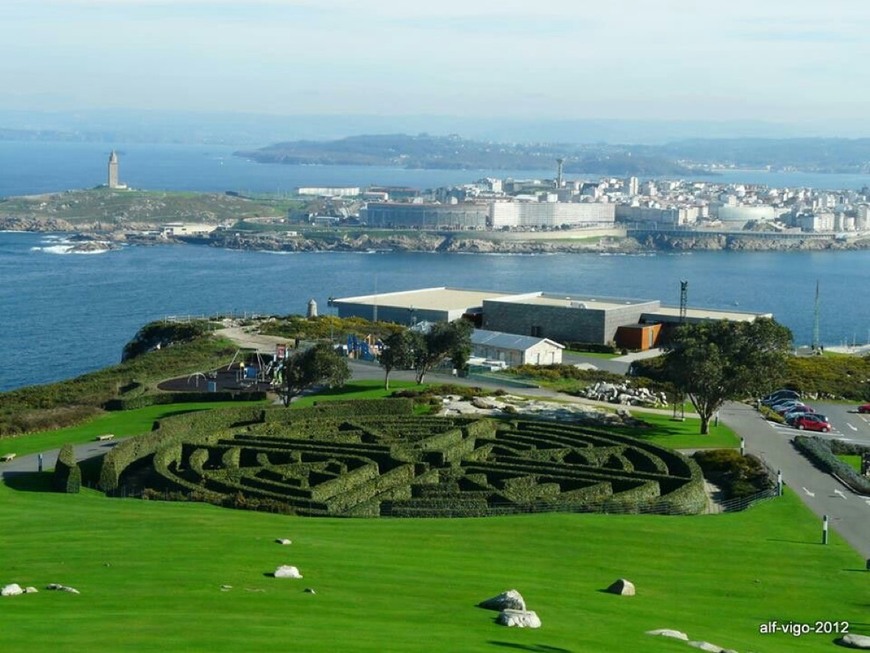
[578,381,668,407]
[478,589,541,629]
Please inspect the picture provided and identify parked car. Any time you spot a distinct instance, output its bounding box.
[762,389,801,405]
[771,400,805,415]
[782,406,815,421]
[858,403,870,414]
[792,414,831,432]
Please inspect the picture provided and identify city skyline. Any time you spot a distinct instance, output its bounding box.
[2,0,870,136]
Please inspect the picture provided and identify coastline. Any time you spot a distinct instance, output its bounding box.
[2,221,869,254]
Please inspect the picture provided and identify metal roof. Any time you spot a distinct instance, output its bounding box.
[472,329,564,352]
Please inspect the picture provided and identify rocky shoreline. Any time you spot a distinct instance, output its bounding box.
[3,216,868,254]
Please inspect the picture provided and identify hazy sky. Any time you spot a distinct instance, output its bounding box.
[3,0,869,125]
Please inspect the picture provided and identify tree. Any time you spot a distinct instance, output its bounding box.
[379,330,417,390]
[662,318,792,434]
[276,343,351,406]
[412,320,473,384]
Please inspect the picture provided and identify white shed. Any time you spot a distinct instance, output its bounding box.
[471,329,564,367]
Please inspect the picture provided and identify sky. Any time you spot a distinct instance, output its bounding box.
[2,0,870,130]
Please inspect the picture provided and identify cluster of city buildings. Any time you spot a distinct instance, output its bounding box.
[298,169,870,235]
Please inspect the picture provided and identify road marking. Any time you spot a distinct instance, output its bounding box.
[847,423,858,431]
[834,489,847,500]
[802,487,815,497]
[865,499,870,507]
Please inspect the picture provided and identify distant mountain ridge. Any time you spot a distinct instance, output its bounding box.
[237,133,870,176]
[235,134,694,176]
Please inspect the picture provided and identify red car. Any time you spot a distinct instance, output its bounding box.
[792,414,831,432]
[859,403,870,414]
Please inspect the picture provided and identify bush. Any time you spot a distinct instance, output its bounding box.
[794,435,870,494]
[692,449,772,499]
[53,443,81,493]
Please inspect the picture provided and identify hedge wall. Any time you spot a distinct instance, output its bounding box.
[52,443,81,494]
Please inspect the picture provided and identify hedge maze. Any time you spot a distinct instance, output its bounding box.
[100,400,706,517]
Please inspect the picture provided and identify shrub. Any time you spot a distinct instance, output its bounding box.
[53,443,81,493]
[692,449,772,499]
[794,435,870,494]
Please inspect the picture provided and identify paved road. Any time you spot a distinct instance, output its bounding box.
[722,400,870,559]
[0,439,120,481]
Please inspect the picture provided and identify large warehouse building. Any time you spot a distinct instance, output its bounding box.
[360,200,615,229]
[332,287,772,351]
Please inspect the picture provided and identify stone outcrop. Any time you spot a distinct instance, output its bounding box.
[578,381,668,407]
[478,589,526,612]
[606,578,636,596]
[496,609,541,629]
[645,629,689,640]
[838,634,870,649]
[273,565,303,579]
[1,583,23,596]
[46,583,80,594]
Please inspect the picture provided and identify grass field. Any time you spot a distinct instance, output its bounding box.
[0,479,864,652]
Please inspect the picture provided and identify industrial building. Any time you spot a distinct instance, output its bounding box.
[360,200,615,230]
[332,287,512,325]
[332,287,772,352]
[362,202,490,229]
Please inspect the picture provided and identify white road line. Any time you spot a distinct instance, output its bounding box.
[834,489,848,500]
[803,487,815,497]
[847,423,858,431]
[865,499,870,507]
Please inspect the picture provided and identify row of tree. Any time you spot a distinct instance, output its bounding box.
[272,313,794,437]
[274,320,474,405]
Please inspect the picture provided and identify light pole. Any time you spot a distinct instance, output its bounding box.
[328,296,336,343]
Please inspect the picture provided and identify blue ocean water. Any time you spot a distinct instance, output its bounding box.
[1,139,869,391]
[1,230,868,392]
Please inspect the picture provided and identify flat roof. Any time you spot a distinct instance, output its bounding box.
[333,287,513,312]
[647,306,773,322]
[487,292,658,310]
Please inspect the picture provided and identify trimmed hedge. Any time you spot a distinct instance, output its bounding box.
[794,435,870,494]
[100,403,708,516]
[52,443,81,493]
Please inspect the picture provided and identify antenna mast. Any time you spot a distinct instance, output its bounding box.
[679,280,688,323]
[812,281,820,351]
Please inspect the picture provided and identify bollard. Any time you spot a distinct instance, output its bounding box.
[740,438,745,456]
[777,470,783,496]
[38,453,43,473]
[822,515,829,545]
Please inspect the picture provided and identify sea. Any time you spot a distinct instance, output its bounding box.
[1,140,869,393]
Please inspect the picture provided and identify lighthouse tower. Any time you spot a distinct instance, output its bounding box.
[107,150,120,189]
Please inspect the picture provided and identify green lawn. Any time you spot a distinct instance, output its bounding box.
[0,401,268,458]
[837,454,862,473]
[604,410,741,450]
[0,481,863,652]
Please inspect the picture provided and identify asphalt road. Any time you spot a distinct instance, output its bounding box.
[722,400,870,559]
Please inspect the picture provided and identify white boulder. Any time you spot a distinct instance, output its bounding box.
[838,634,870,649]
[645,629,689,640]
[606,578,635,596]
[1,583,23,596]
[497,609,541,629]
[688,641,725,652]
[273,565,303,579]
[275,539,292,545]
[46,583,80,594]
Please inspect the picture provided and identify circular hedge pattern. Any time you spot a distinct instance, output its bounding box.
[104,401,706,516]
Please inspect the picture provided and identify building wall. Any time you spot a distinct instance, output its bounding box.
[363,202,489,228]
[335,303,451,325]
[615,323,662,351]
[482,299,659,345]
[471,341,562,366]
[490,201,615,228]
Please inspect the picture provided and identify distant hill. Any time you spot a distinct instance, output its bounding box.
[238,133,870,176]
[235,134,695,176]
